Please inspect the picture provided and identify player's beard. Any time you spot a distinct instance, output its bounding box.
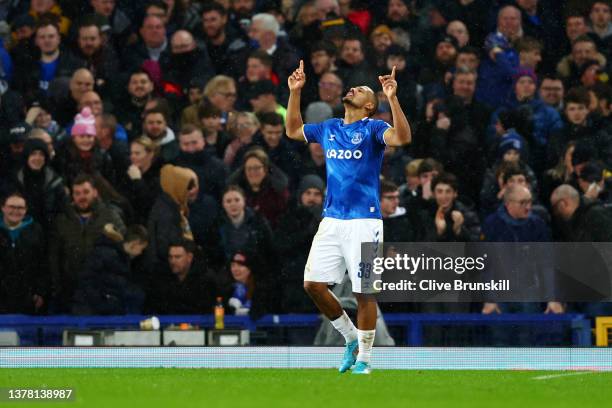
[342,97,359,108]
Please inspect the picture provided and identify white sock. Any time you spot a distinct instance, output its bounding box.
[330,311,358,344]
[357,329,376,363]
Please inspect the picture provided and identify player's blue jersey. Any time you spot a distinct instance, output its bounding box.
[303,117,391,220]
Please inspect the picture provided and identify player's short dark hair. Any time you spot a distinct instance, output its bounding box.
[258,112,284,127]
[201,1,227,16]
[168,239,197,254]
[380,179,399,195]
[565,86,591,106]
[431,172,459,192]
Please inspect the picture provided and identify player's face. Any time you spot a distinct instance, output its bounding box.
[434,183,457,210]
[342,86,374,112]
[223,190,245,218]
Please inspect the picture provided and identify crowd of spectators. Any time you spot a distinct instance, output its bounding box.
[1,0,612,321]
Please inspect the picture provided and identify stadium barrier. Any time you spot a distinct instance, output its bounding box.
[0,313,592,346]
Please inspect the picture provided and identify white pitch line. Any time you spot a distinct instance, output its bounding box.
[532,372,595,380]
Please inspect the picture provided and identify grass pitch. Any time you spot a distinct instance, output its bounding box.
[2,368,612,408]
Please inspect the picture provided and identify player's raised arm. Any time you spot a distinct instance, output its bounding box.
[379,66,412,146]
[286,60,307,141]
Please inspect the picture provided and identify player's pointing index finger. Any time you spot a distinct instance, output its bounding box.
[299,59,304,72]
[391,66,396,79]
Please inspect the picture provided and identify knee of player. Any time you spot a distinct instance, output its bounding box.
[303,280,325,295]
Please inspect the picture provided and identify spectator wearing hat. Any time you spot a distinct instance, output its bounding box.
[147,164,198,272]
[28,0,71,37]
[27,98,67,145]
[275,174,324,313]
[11,137,65,229]
[53,107,116,186]
[0,191,48,314]
[0,121,31,178]
[548,87,612,169]
[488,68,562,174]
[418,35,458,86]
[369,25,395,71]
[228,147,289,228]
[10,14,36,52]
[225,251,255,315]
[245,79,287,121]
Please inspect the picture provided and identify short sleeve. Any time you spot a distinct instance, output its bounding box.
[303,122,325,144]
[370,119,392,145]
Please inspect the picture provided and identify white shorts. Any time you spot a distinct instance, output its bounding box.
[304,217,383,293]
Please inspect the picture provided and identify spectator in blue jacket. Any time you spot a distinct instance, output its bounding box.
[487,68,563,174]
[481,184,562,317]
